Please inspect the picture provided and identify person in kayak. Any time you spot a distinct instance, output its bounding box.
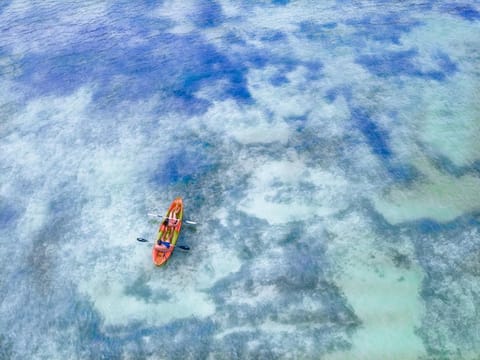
[160,203,181,230]
[155,240,174,253]
[159,219,177,244]
[167,203,181,226]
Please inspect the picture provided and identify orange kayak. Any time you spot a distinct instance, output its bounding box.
[152,197,183,266]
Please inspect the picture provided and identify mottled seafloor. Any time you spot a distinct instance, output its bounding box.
[1,1,480,359]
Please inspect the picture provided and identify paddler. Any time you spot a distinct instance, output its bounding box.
[160,202,181,230]
[168,202,181,226]
[155,240,174,253]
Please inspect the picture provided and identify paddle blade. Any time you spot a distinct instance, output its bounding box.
[184,220,198,225]
[136,237,149,242]
[147,213,162,218]
[178,245,190,251]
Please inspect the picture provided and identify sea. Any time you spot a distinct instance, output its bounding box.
[1,1,479,359]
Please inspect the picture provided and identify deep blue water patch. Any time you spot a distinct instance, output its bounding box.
[420,50,458,80]
[9,9,252,113]
[356,49,419,77]
[364,209,479,253]
[473,160,480,175]
[19,31,251,108]
[434,51,457,75]
[350,107,392,159]
[304,60,324,80]
[417,219,447,234]
[140,0,163,10]
[165,318,216,359]
[193,0,224,28]
[424,151,480,178]
[409,214,480,236]
[124,276,156,301]
[260,30,286,42]
[384,162,419,183]
[68,299,123,359]
[272,0,290,5]
[443,3,480,21]
[48,184,86,219]
[346,13,422,45]
[353,198,403,238]
[348,107,420,183]
[0,199,19,227]
[260,52,323,82]
[96,318,217,359]
[356,48,458,80]
[0,1,11,15]
[224,31,247,45]
[0,334,13,359]
[108,0,162,11]
[269,74,289,86]
[297,21,338,42]
[286,113,309,130]
[151,144,219,186]
[325,85,353,103]
[270,56,297,72]
[243,50,270,69]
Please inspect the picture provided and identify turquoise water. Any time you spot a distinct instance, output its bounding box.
[1,1,480,359]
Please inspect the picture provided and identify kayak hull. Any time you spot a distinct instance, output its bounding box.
[152,197,183,266]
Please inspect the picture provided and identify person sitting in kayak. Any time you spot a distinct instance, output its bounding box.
[160,224,176,244]
[164,217,177,227]
[166,203,181,227]
[155,240,174,253]
[160,205,180,232]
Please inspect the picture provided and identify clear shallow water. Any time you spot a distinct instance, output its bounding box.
[0,1,479,359]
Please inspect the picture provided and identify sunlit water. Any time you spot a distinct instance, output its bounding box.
[1,1,480,359]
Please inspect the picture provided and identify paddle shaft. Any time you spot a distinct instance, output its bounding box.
[136,238,190,251]
[148,213,198,225]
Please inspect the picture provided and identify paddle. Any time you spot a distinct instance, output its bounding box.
[136,237,190,251]
[147,213,198,225]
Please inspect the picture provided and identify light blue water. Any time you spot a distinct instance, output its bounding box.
[1,1,480,359]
